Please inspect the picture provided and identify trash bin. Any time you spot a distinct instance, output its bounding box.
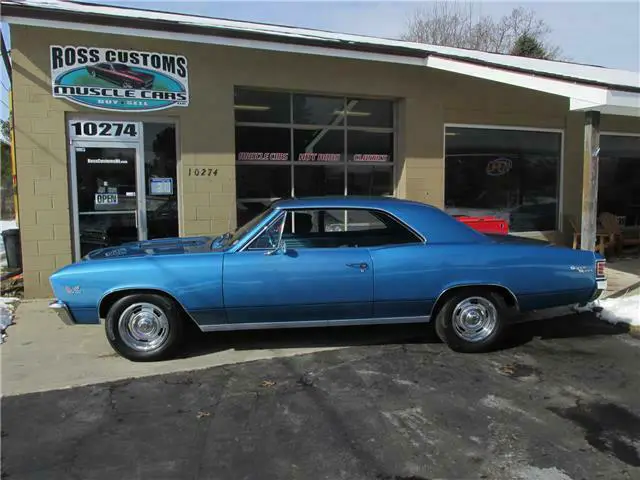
[2,228,22,270]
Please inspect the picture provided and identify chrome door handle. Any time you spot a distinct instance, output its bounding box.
[346,262,369,272]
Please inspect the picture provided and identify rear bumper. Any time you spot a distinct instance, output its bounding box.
[591,279,608,301]
[49,300,76,325]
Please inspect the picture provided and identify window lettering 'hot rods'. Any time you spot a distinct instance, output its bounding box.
[49,197,607,362]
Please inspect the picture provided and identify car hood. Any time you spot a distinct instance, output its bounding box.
[85,235,219,260]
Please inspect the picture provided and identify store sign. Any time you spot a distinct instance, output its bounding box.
[50,46,189,112]
[95,193,118,206]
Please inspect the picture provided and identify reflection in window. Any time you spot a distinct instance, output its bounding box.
[347,165,393,196]
[345,98,393,128]
[293,129,344,163]
[78,213,137,257]
[144,123,179,240]
[293,94,345,126]
[236,165,291,199]
[599,135,640,227]
[444,127,561,232]
[234,88,290,124]
[347,130,393,163]
[294,165,344,197]
[235,126,290,162]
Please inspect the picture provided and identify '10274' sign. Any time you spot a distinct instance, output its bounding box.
[50,45,189,112]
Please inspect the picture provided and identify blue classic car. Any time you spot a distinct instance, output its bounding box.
[49,197,607,361]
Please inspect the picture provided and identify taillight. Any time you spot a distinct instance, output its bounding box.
[596,260,606,278]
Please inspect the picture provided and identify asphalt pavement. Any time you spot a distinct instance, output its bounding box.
[2,313,640,480]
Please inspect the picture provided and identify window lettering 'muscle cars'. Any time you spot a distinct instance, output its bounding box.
[49,197,608,362]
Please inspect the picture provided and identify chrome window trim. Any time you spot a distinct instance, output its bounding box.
[237,205,426,251]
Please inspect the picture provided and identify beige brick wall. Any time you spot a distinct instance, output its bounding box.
[10,25,640,298]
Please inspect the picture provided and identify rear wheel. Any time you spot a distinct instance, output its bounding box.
[105,293,184,362]
[435,290,508,353]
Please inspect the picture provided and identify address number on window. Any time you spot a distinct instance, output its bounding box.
[69,121,139,139]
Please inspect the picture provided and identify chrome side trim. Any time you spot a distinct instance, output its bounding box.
[431,283,521,313]
[49,300,76,326]
[200,315,430,332]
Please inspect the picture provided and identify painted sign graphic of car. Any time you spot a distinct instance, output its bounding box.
[85,62,154,89]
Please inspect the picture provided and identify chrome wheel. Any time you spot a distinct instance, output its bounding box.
[117,302,170,352]
[451,296,498,343]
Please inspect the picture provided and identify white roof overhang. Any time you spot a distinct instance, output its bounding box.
[426,57,640,118]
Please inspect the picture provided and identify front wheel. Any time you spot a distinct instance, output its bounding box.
[105,293,184,361]
[434,290,508,353]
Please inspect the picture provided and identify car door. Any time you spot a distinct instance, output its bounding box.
[222,210,374,325]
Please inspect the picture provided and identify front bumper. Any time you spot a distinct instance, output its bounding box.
[49,300,76,325]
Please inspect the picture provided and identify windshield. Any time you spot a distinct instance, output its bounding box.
[216,208,274,249]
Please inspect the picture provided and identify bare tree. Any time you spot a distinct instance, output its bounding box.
[400,2,563,60]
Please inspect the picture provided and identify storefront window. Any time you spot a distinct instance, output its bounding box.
[144,123,179,240]
[444,126,562,232]
[599,135,640,227]
[293,94,345,126]
[293,129,344,163]
[234,89,290,124]
[234,88,396,225]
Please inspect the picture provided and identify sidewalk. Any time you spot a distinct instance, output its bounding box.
[0,300,348,397]
[603,255,640,298]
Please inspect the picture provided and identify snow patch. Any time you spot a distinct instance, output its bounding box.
[0,296,19,344]
[513,465,573,480]
[595,294,640,327]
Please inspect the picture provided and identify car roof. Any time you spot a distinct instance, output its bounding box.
[272,196,435,210]
[271,196,490,244]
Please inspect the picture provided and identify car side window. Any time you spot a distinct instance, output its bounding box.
[281,208,422,249]
[246,212,286,250]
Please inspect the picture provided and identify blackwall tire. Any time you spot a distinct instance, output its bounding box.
[435,290,507,353]
[105,293,184,362]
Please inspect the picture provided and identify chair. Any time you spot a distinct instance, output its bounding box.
[569,215,613,256]
[599,212,640,256]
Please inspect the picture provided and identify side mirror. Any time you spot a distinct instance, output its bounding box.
[265,240,287,256]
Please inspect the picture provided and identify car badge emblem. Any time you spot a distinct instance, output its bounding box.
[65,286,81,294]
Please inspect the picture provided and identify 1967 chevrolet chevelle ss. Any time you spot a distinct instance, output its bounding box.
[49,197,607,362]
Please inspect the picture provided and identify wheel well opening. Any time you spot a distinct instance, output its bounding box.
[99,289,194,325]
[431,285,518,318]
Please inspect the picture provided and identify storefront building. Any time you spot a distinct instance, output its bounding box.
[5,0,640,298]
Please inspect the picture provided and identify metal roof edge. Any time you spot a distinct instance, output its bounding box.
[4,1,640,96]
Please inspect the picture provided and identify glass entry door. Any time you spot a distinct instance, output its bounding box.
[72,142,142,258]
[69,119,180,261]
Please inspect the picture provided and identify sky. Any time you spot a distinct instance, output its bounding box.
[1,0,639,126]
